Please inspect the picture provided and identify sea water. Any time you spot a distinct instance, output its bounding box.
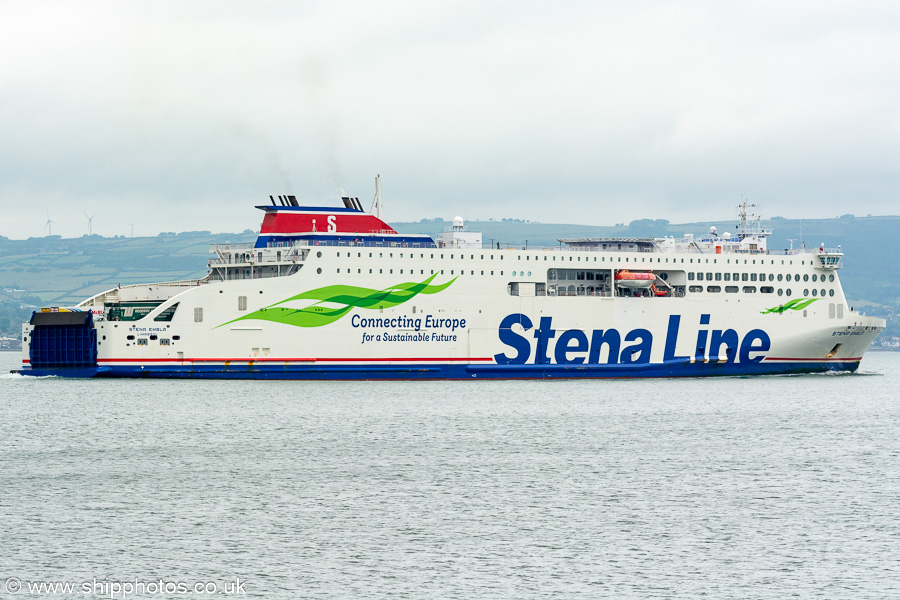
[1,351,898,599]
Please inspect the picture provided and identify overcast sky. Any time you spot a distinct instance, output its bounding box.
[2,0,900,239]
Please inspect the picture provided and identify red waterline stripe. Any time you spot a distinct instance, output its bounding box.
[97,356,495,363]
[763,357,861,362]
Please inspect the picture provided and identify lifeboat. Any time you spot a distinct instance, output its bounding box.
[615,270,656,289]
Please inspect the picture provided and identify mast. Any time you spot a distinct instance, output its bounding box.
[374,174,383,220]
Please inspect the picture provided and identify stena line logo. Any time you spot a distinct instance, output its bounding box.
[494,314,771,365]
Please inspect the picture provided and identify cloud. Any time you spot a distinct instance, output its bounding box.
[2,0,899,238]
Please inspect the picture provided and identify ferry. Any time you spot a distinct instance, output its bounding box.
[15,178,885,379]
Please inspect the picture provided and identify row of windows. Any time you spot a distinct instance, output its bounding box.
[318,267,839,288]
[689,286,836,297]
[324,250,816,267]
[688,272,836,283]
[321,267,510,276]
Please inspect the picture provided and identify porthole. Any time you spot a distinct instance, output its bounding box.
[804,289,809,296]
[527,271,532,276]
[803,274,809,282]
[795,274,800,282]
[777,274,783,281]
[777,289,783,296]
[829,289,834,297]
[812,274,818,282]
[317,268,322,274]
[316,251,322,258]
[786,289,792,296]
[829,274,835,282]
[821,289,826,297]
[812,289,818,296]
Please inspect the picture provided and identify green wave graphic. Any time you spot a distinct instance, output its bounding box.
[219,274,457,328]
[761,298,819,314]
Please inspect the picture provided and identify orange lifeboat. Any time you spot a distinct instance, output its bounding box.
[615,270,656,289]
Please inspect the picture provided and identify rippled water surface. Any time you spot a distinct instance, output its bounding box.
[2,352,899,599]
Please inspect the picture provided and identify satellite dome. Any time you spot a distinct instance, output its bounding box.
[710,226,717,235]
[452,216,464,228]
[722,231,731,240]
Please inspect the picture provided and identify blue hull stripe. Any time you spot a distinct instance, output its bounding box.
[14,359,861,379]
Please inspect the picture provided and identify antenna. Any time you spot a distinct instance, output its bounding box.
[84,211,97,236]
[129,223,134,238]
[44,211,54,236]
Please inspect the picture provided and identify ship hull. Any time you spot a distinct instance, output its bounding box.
[15,358,863,379]
[15,230,886,379]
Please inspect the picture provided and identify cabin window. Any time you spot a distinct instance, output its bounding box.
[137,338,149,346]
[742,273,749,282]
[742,286,757,293]
[804,289,809,296]
[127,335,135,340]
[795,274,801,282]
[193,307,203,322]
[777,274,783,281]
[706,273,713,281]
[160,338,170,345]
[761,286,774,294]
[707,286,721,293]
[688,273,694,281]
[829,289,835,297]
[689,286,703,293]
[154,303,178,322]
[777,289,783,296]
[750,273,757,282]
[812,289,818,296]
[238,296,247,311]
[829,274,835,282]
[812,274,818,282]
[786,289,792,296]
[715,273,722,281]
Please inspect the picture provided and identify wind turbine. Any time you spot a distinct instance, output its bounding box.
[84,211,97,236]
[44,211,54,237]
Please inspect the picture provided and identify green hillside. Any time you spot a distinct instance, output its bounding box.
[2,215,898,349]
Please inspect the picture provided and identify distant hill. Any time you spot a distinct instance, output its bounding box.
[1,215,898,348]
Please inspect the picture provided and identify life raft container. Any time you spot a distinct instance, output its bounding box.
[614,270,656,289]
